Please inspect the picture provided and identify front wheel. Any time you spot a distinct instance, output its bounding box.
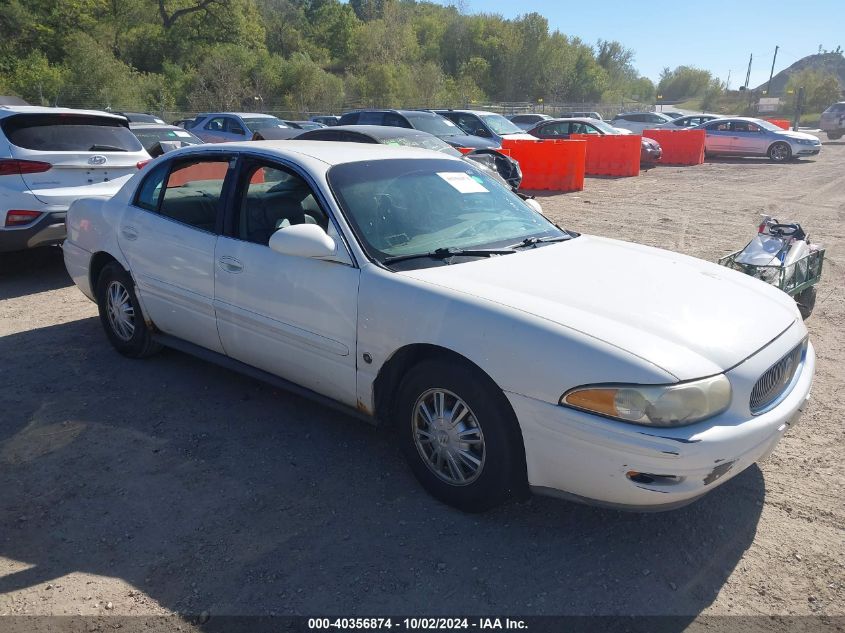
[96,262,161,358]
[396,358,526,512]
[827,132,842,140]
[768,142,792,162]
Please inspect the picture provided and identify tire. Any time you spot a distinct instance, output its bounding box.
[827,132,842,140]
[768,142,792,162]
[395,358,526,512]
[795,286,816,320]
[95,261,161,358]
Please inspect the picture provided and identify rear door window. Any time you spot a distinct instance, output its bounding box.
[155,158,232,232]
[2,114,143,152]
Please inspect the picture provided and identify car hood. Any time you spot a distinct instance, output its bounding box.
[501,132,541,141]
[440,134,500,149]
[779,130,819,142]
[399,235,799,380]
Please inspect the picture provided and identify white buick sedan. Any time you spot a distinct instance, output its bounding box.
[63,142,815,512]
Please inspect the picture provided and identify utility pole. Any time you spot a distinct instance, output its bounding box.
[744,53,753,90]
[766,46,779,95]
[792,86,805,132]
[726,70,732,91]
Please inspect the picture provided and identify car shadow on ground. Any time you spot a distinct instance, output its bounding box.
[0,317,765,626]
[704,157,817,166]
[0,247,73,301]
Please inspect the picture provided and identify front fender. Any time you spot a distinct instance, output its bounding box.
[355,264,675,413]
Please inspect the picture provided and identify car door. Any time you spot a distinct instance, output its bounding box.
[226,117,250,141]
[118,154,235,353]
[213,157,360,406]
[729,121,768,155]
[702,120,733,153]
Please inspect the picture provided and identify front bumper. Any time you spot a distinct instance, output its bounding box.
[509,341,815,511]
[641,148,662,163]
[0,211,67,253]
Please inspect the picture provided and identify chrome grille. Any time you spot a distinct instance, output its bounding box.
[750,343,804,414]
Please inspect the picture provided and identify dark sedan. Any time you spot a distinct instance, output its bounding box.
[338,109,500,150]
[528,117,663,165]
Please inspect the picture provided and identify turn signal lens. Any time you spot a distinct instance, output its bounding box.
[561,375,732,428]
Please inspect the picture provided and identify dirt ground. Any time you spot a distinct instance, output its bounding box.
[0,140,843,629]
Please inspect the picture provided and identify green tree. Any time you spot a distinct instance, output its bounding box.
[785,69,842,112]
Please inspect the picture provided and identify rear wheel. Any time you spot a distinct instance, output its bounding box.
[827,132,842,140]
[396,358,525,512]
[96,262,161,358]
[795,286,816,320]
[768,142,792,162]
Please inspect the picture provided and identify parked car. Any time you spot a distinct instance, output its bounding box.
[656,114,722,129]
[0,106,150,253]
[610,111,674,134]
[129,123,203,157]
[283,120,326,130]
[558,111,603,121]
[295,125,522,189]
[310,115,340,127]
[528,118,663,164]
[507,113,552,130]
[658,111,685,119]
[434,109,536,146]
[338,109,500,150]
[189,112,290,143]
[117,112,166,124]
[251,128,306,141]
[64,141,814,512]
[819,102,845,140]
[696,117,821,162]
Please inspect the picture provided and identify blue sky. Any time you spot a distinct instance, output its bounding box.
[438,1,845,88]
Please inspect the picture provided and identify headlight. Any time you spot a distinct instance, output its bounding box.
[560,374,731,427]
[796,139,814,145]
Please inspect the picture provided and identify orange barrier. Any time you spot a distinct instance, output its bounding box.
[501,138,586,192]
[766,118,791,130]
[457,147,474,155]
[569,134,640,177]
[642,129,705,166]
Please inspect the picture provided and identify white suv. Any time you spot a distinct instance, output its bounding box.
[0,106,150,253]
[610,111,674,134]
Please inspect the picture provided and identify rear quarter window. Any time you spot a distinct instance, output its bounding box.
[2,114,144,152]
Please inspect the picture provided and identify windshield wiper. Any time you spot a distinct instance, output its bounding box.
[383,246,515,266]
[89,144,128,152]
[507,235,572,249]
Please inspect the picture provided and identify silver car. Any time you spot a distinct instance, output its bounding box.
[696,117,821,162]
[656,114,722,129]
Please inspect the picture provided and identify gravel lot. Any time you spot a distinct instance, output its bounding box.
[1,141,843,628]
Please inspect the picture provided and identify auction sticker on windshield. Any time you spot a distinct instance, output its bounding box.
[437,172,489,193]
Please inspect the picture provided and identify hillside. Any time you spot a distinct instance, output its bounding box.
[755,52,845,95]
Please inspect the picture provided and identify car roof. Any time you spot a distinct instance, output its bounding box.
[198,112,279,118]
[0,105,128,121]
[541,117,601,124]
[170,140,459,167]
[434,109,499,116]
[324,125,434,139]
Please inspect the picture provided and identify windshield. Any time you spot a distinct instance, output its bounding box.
[480,114,523,136]
[131,127,202,151]
[403,113,462,137]
[380,134,461,156]
[591,120,621,135]
[328,158,564,267]
[242,117,289,131]
[756,119,783,132]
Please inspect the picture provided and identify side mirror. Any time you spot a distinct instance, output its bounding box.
[231,127,246,135]
[268,224,336,259]
[474,127,491,138]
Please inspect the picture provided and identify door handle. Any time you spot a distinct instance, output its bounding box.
[218,256,244,274]
[121,226,138,241]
